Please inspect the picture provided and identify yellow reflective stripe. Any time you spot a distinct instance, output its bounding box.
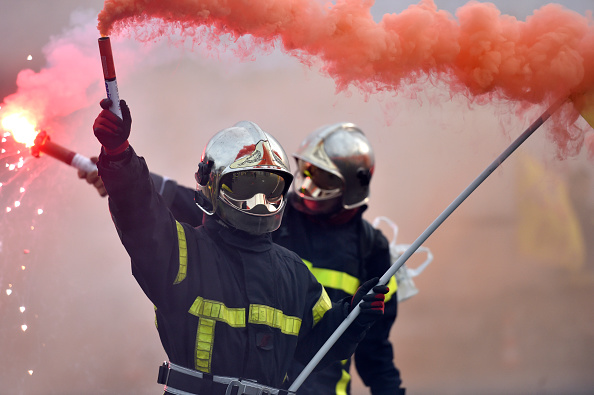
[312,287,332,326]
[302,259,360,295]
[174,221,188,284]
[195,318,215,372]
[335,359,350,395]
[188,297,246,373]
[189,296,246,328]
[302,259,399,303]
[249,305,302,336]
[385,274,398,303]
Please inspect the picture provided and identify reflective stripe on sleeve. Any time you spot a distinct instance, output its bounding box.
[385,274,398,303]
[174,221,188,284]
[312,286,332,326]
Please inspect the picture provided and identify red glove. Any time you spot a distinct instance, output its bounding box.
[351,277,388,326]
[93,99,131,155]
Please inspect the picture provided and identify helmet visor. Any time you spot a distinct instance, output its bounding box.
[219,171,286,214]
[294,160,342,201]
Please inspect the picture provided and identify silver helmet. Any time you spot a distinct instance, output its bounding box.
[195,121,293,234]
[292,122,374,215]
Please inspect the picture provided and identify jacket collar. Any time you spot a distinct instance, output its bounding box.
[203,214,273,252]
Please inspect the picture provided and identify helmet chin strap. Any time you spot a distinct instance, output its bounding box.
[194,190,214,215]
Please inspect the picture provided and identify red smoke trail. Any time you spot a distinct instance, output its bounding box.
[98,0,594,100]
[96,0,594,157]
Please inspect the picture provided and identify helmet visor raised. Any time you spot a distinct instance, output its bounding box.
[219,171,286,214]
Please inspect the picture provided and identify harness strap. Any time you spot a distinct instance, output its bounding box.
[157,362,294,395]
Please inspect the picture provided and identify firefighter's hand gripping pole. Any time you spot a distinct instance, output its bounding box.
[287,97,568,393]
[98,37,122,119]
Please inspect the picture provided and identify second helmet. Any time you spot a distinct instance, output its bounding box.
[292,122,374,214]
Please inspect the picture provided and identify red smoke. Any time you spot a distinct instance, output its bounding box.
[98,0,594,104]
[1,22,102,136]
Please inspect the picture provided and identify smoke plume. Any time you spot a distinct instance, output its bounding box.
[96,0,594,157]
[98,0,594,102]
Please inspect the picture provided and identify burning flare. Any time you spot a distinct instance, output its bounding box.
[0,109,96,172]
[1,112,39,147]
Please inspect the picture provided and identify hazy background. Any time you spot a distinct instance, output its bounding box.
[1,1,593,394]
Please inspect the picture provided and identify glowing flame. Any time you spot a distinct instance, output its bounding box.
[1,113,39,147]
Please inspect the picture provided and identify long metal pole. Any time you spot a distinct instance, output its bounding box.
[288,97,568,393]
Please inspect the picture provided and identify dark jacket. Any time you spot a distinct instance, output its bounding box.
[273,198,402,395]
[97,148,369,390]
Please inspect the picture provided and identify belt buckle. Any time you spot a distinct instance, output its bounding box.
[225,380,246,395]
[157,361,171,385]
[225,379,273,395]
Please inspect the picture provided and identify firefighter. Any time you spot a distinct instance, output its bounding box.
[272,123,405,395]
[91,99,389,395]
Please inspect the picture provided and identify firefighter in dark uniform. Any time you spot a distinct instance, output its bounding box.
[91,99,389,394]
[273,123,405,395]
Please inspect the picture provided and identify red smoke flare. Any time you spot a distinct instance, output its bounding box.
[1,23,101,138]
[97,0,594,104]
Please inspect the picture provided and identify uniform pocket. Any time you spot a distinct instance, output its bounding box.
[256,331,274,351]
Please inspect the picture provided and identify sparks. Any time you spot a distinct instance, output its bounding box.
[21,324,28,332]
[20,306,26,313]
[1,112,39,148]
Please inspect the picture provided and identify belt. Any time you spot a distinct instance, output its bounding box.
[157,361,295,395]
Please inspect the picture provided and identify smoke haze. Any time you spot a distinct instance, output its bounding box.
[1,1,594,394]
